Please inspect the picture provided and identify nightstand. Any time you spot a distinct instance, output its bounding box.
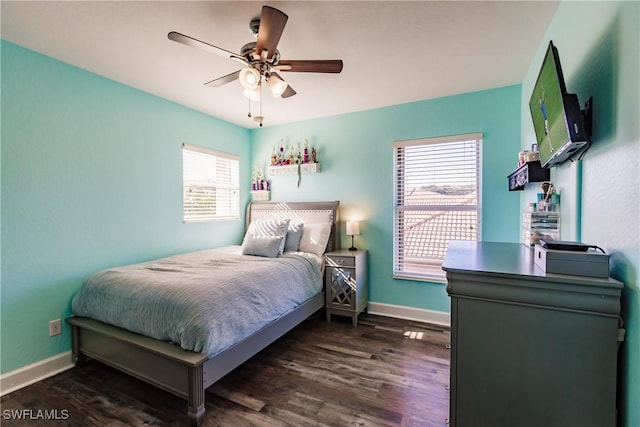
[325,249,368,326]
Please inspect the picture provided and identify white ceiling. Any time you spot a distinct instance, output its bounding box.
[1,1,558,129]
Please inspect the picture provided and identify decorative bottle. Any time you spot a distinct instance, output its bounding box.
[303,139,309,163]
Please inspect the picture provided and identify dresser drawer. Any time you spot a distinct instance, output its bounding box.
[326,256,355,268]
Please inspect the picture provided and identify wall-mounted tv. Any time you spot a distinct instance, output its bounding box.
[529,41,591,168]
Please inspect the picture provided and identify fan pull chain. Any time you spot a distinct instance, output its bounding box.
[259,81,263,127]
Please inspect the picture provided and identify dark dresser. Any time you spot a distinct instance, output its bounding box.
[443,241,623,427]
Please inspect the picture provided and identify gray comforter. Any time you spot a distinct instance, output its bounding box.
[71,246,323,357]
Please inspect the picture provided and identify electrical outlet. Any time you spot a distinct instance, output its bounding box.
[49,319,62,337]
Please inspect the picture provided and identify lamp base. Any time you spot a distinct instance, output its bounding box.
[348,235,357,251]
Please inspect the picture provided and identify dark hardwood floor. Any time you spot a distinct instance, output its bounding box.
[2,313,450,426]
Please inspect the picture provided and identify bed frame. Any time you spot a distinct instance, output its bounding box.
[67,201,339,426]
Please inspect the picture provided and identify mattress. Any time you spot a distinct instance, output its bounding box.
[71,246,323,357]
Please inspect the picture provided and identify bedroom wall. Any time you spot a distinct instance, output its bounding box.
[519,2,639,425]
[250,85,522,314]
[0,41,252,374]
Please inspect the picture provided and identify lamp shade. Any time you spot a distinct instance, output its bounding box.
[243,88,261,101]
[267,74,288,98]
[239,67,260,91]
[346,221,360,236]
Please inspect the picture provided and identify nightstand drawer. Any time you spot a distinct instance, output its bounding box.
[326,256,355,268]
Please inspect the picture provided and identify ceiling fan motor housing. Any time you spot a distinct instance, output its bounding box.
[241,42,281,67]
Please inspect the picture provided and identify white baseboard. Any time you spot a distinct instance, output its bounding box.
[0,351,74,396]
[367,302,451,327]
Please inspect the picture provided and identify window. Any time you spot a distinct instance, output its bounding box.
[393,133,482,281]
[182,143,239,222]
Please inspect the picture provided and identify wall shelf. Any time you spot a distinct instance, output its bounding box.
[508,161,549,191]
[268,163,320,176]
[250,190,270,201]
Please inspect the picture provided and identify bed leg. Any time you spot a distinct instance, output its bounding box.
[187,365,205,426]
[70,323,87,366]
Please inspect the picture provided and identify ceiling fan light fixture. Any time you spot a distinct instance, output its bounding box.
[243,88,261,101]
[239,67,260,90]
[267,74,288,98]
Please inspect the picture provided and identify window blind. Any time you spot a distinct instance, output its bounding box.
[182,143,240,222]
[393,133,482,281]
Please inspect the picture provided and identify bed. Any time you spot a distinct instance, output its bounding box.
[67,201,339,426]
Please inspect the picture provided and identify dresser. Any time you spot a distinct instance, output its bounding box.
[443,241,623,427]
[325,250,368,326]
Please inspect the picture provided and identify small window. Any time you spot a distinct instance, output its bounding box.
[182,143,239,222]
[393,133,482,281]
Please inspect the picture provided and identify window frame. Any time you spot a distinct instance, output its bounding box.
[182,143,240,223]
[392,133,482,282]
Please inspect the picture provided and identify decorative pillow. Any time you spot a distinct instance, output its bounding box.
[242,219,290,256]
[284,222,304,252]
[298,222,332,256]
[241,234,285,258]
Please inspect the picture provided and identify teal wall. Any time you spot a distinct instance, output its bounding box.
[250,85,522,313]
[1,41,252,373]
[5,4,636,421]
[519,2,640,425]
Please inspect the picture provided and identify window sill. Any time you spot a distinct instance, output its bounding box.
[183,216,240,223]
[393,273,447,284]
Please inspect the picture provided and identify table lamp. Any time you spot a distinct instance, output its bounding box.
[346,221,360,251]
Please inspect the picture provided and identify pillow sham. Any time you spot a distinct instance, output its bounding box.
[241,234,286,258]
[284,222,304,252]
[298,222,332,256]
[242,219,290,257]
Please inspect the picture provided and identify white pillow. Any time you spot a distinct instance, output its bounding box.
[284,222,304,252]
[242,219,290,256]
[298,223,332,256]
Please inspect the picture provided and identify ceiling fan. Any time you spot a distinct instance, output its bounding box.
[168,5,343,126]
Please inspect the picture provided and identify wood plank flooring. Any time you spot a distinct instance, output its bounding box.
[1,313,450,426]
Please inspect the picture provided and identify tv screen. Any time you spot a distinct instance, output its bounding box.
[529,41,589,168]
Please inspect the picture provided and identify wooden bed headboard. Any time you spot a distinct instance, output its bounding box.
[246,201,340,252]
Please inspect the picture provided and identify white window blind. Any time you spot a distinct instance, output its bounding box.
[393,133,482,281]
[182,143,239,222]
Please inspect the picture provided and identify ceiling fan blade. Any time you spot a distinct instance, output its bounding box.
[168,31,243,60]
[204,70,241,88]
[281,85,297,99]
[255,6,288,60]
[276,60,343,73]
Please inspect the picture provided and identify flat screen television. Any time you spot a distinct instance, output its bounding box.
[529,41,591,168]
